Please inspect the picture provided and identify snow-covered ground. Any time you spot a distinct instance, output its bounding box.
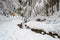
[0,10,60,40]
[0,0,60,40]
[25,9,60,34]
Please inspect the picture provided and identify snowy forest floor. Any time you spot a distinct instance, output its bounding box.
[0,10,60,40]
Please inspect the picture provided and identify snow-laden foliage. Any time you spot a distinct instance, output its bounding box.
[0,0,20,16]
[0,0,60,40]
[18,0,49,19]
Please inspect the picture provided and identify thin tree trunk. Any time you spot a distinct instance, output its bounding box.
[56,0,59,11]
[51,0,54,15]
[46,4,48,16]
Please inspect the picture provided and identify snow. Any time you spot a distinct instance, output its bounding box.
[0,13,60,40]
[25,21,60,35]
[0,14,60,40]
[0,0,20,15]
[25,10,60,35]
[0,0,60,40]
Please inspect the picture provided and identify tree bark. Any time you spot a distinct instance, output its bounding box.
[56,0,59,11]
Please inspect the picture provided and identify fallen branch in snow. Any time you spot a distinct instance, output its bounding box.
[36,19,46,22]
[31,28,60,39]
[17,23,60,39]
[17,23,23,28]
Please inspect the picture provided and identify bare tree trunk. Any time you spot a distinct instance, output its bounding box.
[46,4,48,16]
[56,0,59,11]
[51,0,54,15]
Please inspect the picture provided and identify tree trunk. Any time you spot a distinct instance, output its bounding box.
[51,0,54,15]
[46,4,48,16]
[56,0,59,11]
